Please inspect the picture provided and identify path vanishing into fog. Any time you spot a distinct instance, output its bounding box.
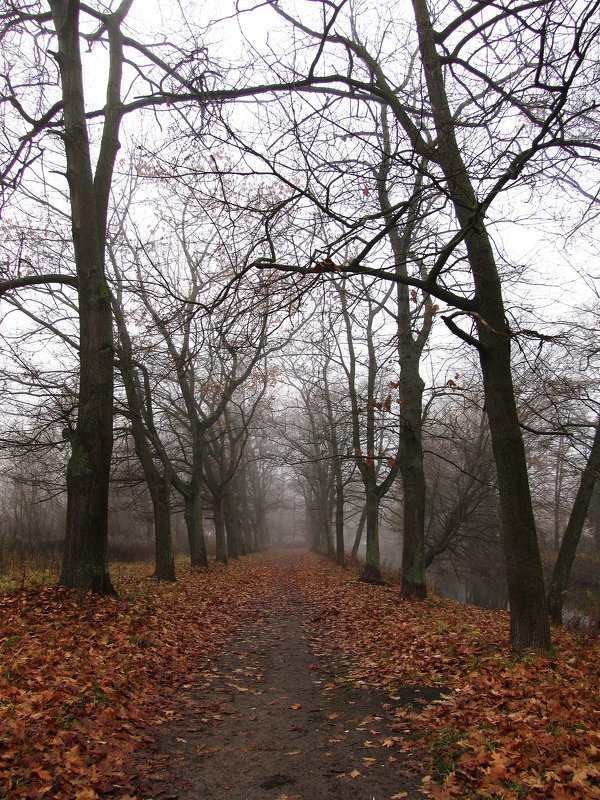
[134,553,433,800]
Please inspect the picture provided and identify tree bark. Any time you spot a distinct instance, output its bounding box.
[323,492,335,556]
[150,475,175,581]
[239,474,255,553]
[214,495,228,563]
[334,475,346,567]
[479,333,551,648]
[255,501,269,550]
[362,483,382,581]
[400,364,427,599]
[351,504,367,558]
[547,416,600,623]
[398,312,427,598]
[184,492,209,569]
[223,487,240,560]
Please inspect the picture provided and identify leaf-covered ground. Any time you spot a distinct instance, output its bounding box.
[0,551,598,799]
[299,557,600,800]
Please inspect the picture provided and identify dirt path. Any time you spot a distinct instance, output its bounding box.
[134,562,429,800]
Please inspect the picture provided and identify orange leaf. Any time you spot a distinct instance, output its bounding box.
[31,767,53,781]
[75,790,100,800]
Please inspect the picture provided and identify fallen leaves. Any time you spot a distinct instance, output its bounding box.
[293,555,600,800]
[1,552,598,800]
[0,557,292,799]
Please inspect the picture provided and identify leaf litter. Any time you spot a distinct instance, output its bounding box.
[0,551,597,799]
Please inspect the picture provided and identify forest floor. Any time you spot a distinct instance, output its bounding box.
[0,550,599,800]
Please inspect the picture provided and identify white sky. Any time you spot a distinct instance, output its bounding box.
[8,0,600,367]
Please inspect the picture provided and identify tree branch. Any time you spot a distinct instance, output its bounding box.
[0,274,78,297]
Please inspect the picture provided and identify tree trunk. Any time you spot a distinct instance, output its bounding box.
[184,492,208,569]
[308,486,332,554]
[547,416,600,623]
[323,493,335,556]
[150,476,175,581]
[376,108,430,600]
[351,504,367,558]
[335,475,346,567]
[214,496,228,563]
[238,514,249,556]
[553,442,567,552]
[411,0,551,648]
[313,483,334,555]
[223,488,240,560]
[256,504,268,550]
[62,435,114,593]
[400,361,427,599]
[361,484,381,581]
[239,478,254,553]
[480,338,551,648]
[322,363,346,566]
[52,1,117,594]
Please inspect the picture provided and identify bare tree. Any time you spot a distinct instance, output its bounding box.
[201,364,273,562]
[238,0,599,648]
[285,374,337,557]
[547,414,600,621]
[0,0,341,591]
[335,281,403,581]
[110,254,176,581]
[424,392,501,571]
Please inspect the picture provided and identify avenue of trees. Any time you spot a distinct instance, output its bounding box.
[0,0,598,650]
